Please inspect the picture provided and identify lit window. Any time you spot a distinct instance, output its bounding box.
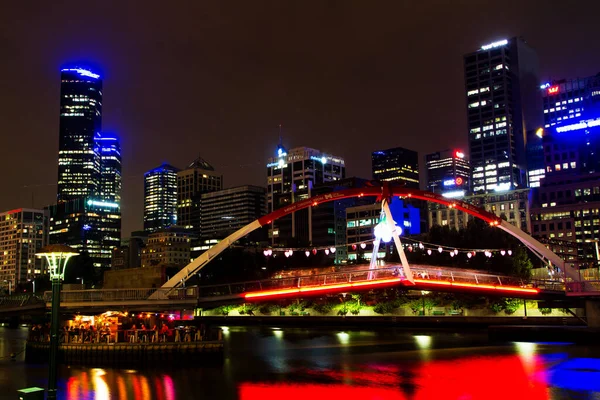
[563,163,568,169]
[570,162,576,168]
[555,164,561,171]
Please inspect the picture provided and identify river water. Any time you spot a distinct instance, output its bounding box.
[1,325,599,399]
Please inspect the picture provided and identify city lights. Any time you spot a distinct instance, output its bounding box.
[480,39,508,50]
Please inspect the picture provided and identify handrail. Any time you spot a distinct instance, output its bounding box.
[33,266,571,305]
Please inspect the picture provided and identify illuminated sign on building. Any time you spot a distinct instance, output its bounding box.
[455,177,464,186]
[61,68,100,79]
[481,39,508,51]
[556,118,600,133]
[547,86,559,95]
[455,151,465,159]
[87,200,119,208]
[443,179,456,186]
[540,83,550,89]
[442,190,465,199]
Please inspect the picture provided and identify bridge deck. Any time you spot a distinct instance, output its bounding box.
[0,265,573,314]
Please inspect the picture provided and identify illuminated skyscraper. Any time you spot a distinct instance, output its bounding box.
[372,147,419,188]
[144,163,180,233]
[177,157,222,237]
[464,37,541,193]
[50,68,122,269]
[266,143,345,245]
[425,149,470,195]
[57,68,103,202]
[96,134,122,203]
[0,208,48,292]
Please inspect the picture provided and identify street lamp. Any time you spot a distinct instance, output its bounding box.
[35,245,78,400]
[28,279,35,294]
[76,277,84,287]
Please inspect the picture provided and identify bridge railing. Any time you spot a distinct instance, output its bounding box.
[194,266,546,300]
[566,280,600,294]
[42,287,199,303]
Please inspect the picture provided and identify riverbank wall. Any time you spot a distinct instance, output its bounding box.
[25,341,223,366]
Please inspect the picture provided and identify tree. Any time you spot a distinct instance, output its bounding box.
[510,247,533,280]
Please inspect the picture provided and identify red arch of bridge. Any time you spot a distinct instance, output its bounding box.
[256,186,501,227]
[159,184,571,291]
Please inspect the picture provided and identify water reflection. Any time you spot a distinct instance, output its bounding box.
[3,326,600,399]
[239,353,550,400]
[64,370,176,400]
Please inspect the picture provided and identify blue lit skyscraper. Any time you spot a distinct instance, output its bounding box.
[57,68,103,202]
[50,67,122,269]
[95,133,122,203]
[144,163,180,232]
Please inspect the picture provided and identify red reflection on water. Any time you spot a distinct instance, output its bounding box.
[239,383,407,400]
[240,354,549,400]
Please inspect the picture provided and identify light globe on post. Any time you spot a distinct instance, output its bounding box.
[35,245,78,400]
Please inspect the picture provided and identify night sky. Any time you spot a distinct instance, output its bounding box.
[1,1,600,237]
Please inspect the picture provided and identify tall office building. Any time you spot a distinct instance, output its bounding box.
[464,38,541,193]
[529,83,600,269]
[51,68,121,268]
[267,143,345,245]
[527,73,600,187]
[144,163,179,233]
[57,68,103,202]
[177,157,223,237]
[541,73,600,129]
[425,149,470,195]
[372,147,419,188]
[0,208,48,292]
[48,198,121,268]
[200,185,266,242]
[96,134,122,203]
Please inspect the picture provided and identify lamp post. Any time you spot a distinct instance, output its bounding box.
[35,245,78,400]
[76,277,84,287]
[28,279,35,294]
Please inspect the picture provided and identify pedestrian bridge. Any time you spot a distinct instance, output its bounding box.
[0,264,574,316]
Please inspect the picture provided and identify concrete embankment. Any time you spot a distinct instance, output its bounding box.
[25,341,223,366]
[196,315,581,329]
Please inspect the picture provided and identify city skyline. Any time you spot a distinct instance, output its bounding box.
[2,2,600,236]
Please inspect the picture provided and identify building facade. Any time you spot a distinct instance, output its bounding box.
[0,208,48,292]
[177,157,223,237]
[428,188,531,233]
[144,163,179,233]
[464,38,541,193]
[266,144,345,245]
[57,68,103,202]
[48,198,121,269]
[310,178,371,263]
[425,149,470,195]
[140,230,191,269]
[372,147,419,188]
[530,111,600,269]
[200,185,266,242]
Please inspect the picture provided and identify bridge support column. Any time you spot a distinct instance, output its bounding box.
[585,300,600,328]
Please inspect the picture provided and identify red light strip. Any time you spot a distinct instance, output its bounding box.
[414,279,539,294]
[244,277,539,300]
[244,278,402,299]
